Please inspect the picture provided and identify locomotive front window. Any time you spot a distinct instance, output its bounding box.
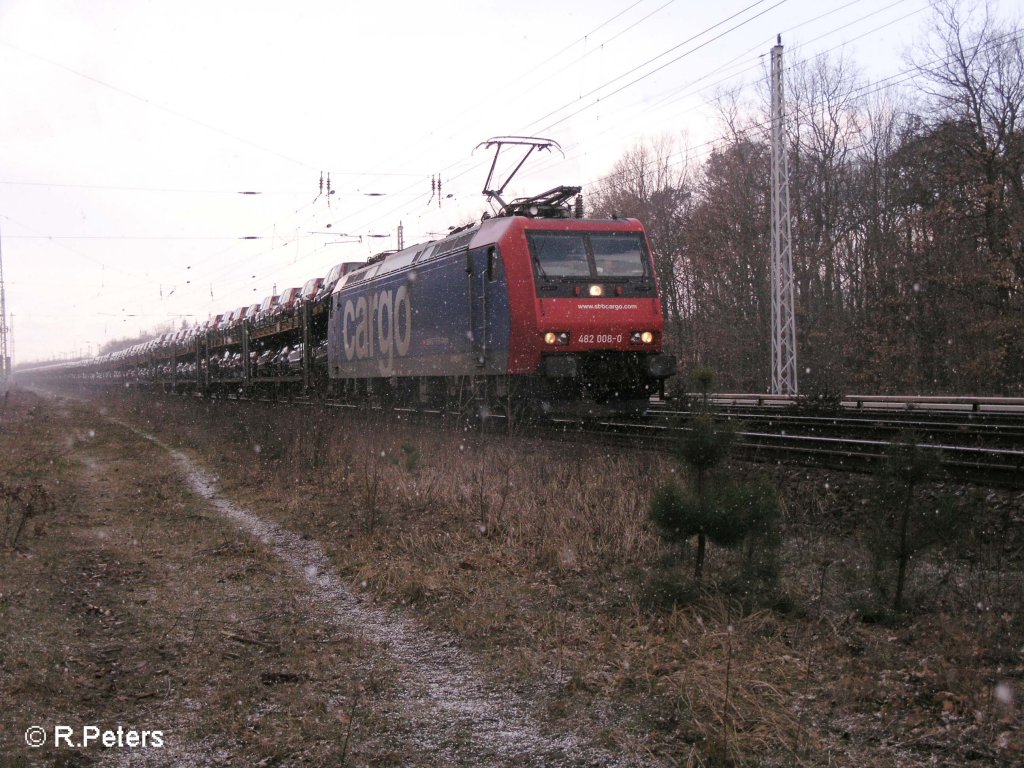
[528,230,651,286]
[529,233,591,277]
[526,230,656,298]
[591,234,649,277]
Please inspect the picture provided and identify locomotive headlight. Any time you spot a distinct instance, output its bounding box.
[631,330,655,344]
[588,284,604,297]
[544,331,570,345]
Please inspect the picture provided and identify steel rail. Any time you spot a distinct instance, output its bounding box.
[46,381,1024,489]
[668,393,1024,414]
[552,413,1024,488]
[644,409,1024,450]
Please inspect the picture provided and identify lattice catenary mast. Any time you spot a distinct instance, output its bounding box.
[0,223,10,382]
[770,36,798,395]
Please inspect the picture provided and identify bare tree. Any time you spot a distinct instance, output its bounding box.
[589,137,695,359]
[788,53,866,390]
[587,2,1024,395]
[908,0,1024,392]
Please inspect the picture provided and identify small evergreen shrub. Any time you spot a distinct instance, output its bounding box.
[865,433,968,611]
[649,384,781,588]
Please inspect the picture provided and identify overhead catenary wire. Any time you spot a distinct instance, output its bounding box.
[53,2,939,282]
[568,22,1024,191]
[0,179,417,194]
[328,0,674,198]
[234,15,1019,300]
[311,0,873,241]
[524,0,917,157]
[0,38,321,172]
[525,0,790,133]
[291,1,786,242]
[545,0,923,182]
[4,0,792,292]
[11,0,1003,357]
[351,0,1000,255]
[516,0,963,190]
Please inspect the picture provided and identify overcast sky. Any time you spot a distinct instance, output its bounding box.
[0,0,1016,363]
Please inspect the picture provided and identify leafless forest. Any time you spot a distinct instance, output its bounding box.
[591,2,1023,395]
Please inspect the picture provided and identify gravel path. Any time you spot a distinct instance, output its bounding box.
[115,419,633,767]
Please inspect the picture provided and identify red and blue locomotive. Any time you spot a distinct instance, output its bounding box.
[325,185,676,416]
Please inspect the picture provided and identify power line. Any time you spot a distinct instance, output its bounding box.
[321,1,797,239]
[18,1,981,354]
[324,1,670,199]
[286,2,710,241]
[258,16,1020,291]
[5,234,268,241]
[0,179,412,194]
[577,25,1024,194]
[525,0,788,132]
[494,0,682,109]
[380,1,920,229]
[0,38,318,171]
[211,2,805,261]
[0,212,148,278]
[32,0,929,301]
[270,0,913,230]
[497,0,659,88]
[524,1,948,189]
[531,0,914,149]
[636,0,912,119]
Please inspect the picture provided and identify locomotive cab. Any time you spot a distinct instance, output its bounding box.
[515,220,676,414]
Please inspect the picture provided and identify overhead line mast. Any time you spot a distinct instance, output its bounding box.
[770,35,798,395]
[1,222,10,382]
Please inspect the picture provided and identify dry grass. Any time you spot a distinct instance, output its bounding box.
[112,390,1024,766]
[0,390,410,766]
[8,386,1024,766]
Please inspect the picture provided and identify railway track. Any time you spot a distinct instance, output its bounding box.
[259,390,1024,488]
[560,400,1024,488]
[647,404,1024,450]
[43,383,1024,489]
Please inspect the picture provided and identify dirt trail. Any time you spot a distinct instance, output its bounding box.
[3,391,635,766]
[109,418,630,767]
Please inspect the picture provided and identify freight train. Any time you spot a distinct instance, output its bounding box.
[48,182,676,418]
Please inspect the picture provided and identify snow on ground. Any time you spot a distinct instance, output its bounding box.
[113,418,633,767]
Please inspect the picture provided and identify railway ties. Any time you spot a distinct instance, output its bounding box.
[626,399,1024,488]
[124,386,1024,488]
[731,430,1024,488]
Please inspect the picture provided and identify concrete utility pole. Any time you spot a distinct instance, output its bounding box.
[0,223,11,381]
[770,35,798,395]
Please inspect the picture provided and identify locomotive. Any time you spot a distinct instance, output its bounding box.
[47,141,677,418]
[325,187,675,416]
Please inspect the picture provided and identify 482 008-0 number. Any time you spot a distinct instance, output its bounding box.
[577,333,623,344]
